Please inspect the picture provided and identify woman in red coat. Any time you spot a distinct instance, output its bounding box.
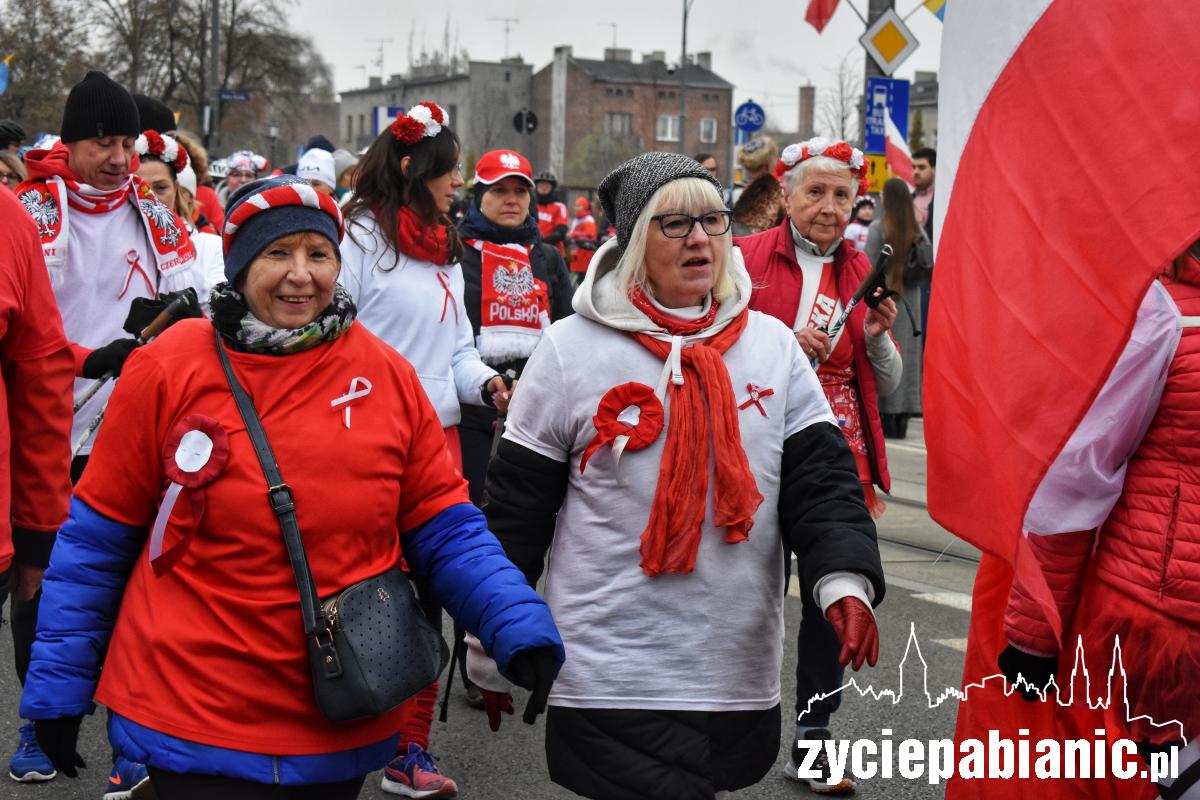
[736,137,900,793]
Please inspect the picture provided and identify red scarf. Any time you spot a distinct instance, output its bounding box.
[395,205,450,265]
[629,286,719,335]
[630,301,763,576]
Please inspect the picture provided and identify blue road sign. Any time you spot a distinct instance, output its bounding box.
[863,77,909,154]
[734,101,766,133]
[218,89,251,102]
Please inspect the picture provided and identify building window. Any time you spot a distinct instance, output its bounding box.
[358,114,365,137]
[604,112,633,136]
[699,117,718,144]
[656,114,680,142]
[606,87,614,96]
[346,114,353,141]
[505,71,511,83]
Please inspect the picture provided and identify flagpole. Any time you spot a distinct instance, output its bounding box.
[902,0,926,20]
[844,0,868,25]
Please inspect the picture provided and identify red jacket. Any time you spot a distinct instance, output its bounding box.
[736,221,890,492]
[0,189,74,572]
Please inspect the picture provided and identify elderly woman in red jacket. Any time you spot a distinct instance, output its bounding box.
[736,137,900,792]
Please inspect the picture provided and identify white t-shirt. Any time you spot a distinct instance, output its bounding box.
[503,309,835,711]
[48,201,155,456]
[338,215,497,427]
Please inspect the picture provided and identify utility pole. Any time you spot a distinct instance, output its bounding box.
[862,0,893,142]
[488,18,519,59]
[208,0,220,150]
[678,0,694,155]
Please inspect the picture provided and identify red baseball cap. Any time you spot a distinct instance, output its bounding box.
[474,149,534,187]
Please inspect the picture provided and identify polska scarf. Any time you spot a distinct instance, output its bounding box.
[209,282,356,355]
[16,143,198,295]
[394,205,450,265]
[628,295,764,577]
[460,201,550,363]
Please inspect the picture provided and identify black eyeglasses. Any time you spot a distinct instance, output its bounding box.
[651,210,733,239]
[0,171,18,185]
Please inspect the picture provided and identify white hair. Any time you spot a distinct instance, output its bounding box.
[613,177,735,303]
[782,155,859,196]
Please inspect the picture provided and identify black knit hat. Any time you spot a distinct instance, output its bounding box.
[597,151,722,254]
[134,93,176,134]
[60,71,140,143]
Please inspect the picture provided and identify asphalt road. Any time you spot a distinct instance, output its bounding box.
[0,420,978,799]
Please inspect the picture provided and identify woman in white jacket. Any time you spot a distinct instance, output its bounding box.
[338,101,507,800]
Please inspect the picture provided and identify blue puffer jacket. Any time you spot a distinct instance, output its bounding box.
[22,499,563,783]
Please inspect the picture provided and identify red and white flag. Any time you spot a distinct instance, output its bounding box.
[927,3,1200,797]
[883,108,913,187]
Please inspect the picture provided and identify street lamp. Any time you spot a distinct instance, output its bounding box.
[268,123,280,167]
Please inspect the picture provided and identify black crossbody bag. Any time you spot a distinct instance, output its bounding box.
[215,330,449,723]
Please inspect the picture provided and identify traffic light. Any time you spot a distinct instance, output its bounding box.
[513,109,538,134]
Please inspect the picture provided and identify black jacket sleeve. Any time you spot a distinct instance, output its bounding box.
[483,438,569,586]
[780,422,886,608]
[543,224,568,247]
[540,244,575,322]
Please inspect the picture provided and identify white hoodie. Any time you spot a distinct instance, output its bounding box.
[490,239,865,711]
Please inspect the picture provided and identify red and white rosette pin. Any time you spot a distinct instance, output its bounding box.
[579,383,665,482]
[149,415,229,574]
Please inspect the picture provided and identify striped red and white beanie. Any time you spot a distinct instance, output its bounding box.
[221,175,344,283]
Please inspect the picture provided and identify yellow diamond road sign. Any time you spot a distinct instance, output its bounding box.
[859,9,919,77]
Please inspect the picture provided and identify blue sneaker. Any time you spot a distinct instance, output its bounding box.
[8,721,55,782]
[103,755,150,800]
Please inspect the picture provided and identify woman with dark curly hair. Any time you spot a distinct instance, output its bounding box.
[339,102,513,799]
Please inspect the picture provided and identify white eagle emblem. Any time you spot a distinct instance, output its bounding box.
[18,189,59,238]
[500,152,520,169]
[139,198,183,246]
[492,262,535,306]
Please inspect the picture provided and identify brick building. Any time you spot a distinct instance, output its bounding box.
[530,46,735,189]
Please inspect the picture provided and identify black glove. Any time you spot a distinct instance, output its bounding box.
[34,717,85,778]
[998,643,1058,702]
[81,338,139,379]
[122,287,203,338]
[507,646,559,725]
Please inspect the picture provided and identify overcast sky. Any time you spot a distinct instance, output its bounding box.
[293,0,943,134]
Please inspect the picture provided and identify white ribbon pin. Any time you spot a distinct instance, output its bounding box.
[331,377,373,429]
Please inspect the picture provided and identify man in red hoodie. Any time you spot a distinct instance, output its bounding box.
[0,176,74,785]
[13,69,203,796]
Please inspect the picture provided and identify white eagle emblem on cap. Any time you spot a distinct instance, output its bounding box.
[500,152,520,169]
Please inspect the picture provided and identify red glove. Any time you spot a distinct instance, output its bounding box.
[826,597,879,670]
[481,689,514,732]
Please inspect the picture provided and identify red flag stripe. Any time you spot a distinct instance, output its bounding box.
[804,0,841,33]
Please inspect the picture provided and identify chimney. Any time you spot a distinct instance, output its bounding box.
[642,50,666,63]
[554,45,573,58]
[368,76,382,89]
[696,51,712,70]
[604,48,633,62]
[388,73,404,86]
[798,84,816,138]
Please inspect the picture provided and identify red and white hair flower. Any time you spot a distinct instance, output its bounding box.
[391,101,449,145]
[135,129,189,173]
[774,137,868,196]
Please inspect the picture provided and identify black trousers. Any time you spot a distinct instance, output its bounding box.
[147,768,365,800]
[785,556,844,729]
[0,569,39,686]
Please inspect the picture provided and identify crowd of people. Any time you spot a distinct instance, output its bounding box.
[0,64,1193,800]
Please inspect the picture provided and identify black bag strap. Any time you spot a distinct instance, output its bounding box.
[213,329,332,645]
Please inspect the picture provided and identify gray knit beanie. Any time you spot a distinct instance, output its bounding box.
[598,151,722,254]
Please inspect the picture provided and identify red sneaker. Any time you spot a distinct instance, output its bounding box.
[379,743,458,798]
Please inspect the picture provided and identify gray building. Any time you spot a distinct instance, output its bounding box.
[338,59,534,160]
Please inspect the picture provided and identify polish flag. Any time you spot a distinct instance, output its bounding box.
[883,108,913,187]
[804,0,841,33]
[926,2,1200,798]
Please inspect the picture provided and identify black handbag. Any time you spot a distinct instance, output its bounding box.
[215,330,449,723]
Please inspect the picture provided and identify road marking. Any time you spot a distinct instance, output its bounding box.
[886,440,927,454]
[911,591,973,612]
[933,638,969,653]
